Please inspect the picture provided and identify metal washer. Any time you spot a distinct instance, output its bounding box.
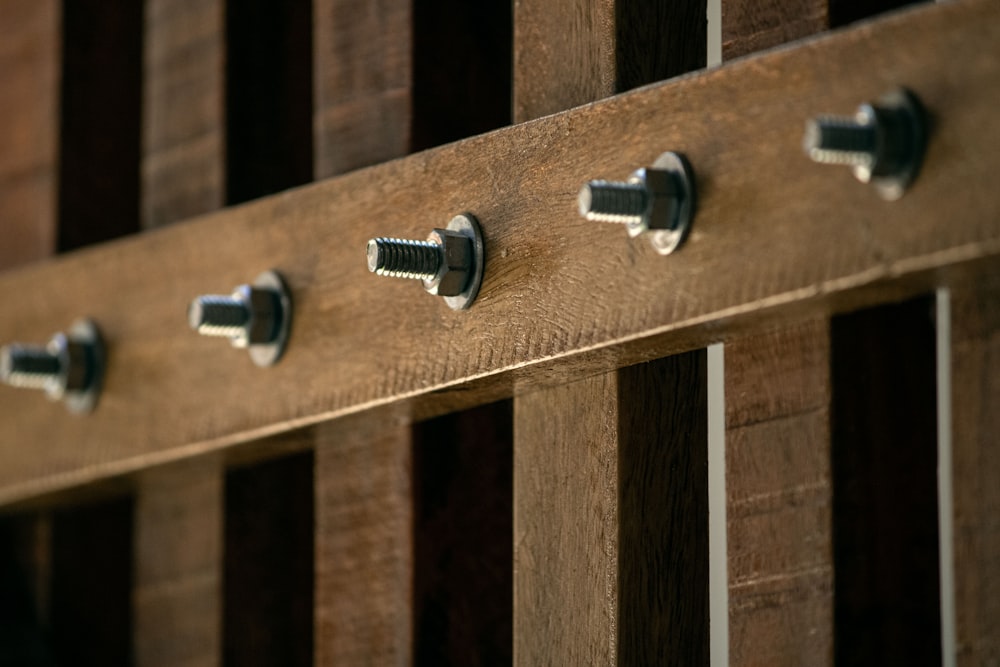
[442,213,485,311]
[248,270,293,367]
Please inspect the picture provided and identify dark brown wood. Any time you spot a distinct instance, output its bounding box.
[142,0,225,228]
[57,0,143,251]
[725,321,833,665]
[411,0,511,151]
[412,401,513,665]
[0,1,996,503]
[514,354,708,663]
[312,0,411,178]
[134,458,222,667]
[831,295,941,664]
[225,0,312,204]
[224,451,314,667]
[722,0,827,59]
[313,417,413,664]
[0,0,59,268]
[950,277,1000,666]
[50,496,133,667]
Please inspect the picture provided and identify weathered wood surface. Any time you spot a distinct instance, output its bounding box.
[142,0,224,227]
[0,0,58,268]
[514,356,708,663]
[313,417,413,664]
[313,0,411,178]
[720,2,834,664]
[0,1,996,502]
[951,277,1000,665]
[134,458,222,667]
[725,321,833,665]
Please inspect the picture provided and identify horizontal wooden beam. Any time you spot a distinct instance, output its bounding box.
[0,0,997,504]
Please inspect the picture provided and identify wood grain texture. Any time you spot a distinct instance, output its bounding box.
[514,373,619,663]
[313,417,413,665]
[0,0,58,268]
[0,1,996,502]
[142,0,224,227]
[950,275,1000,666]
[513,0,614,122]
[722,0,827,59]
[313,0,411,178]
[725,320,833,665]
[514,354,708,664]
[134,458,222,667]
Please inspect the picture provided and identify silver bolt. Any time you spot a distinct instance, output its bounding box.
[0,319,105,414]
[803,88,927,201]
[579,151,696,256]
[367,213,485,310]
[188,270,293,367]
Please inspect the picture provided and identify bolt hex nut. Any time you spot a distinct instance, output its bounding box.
[424,228,474,297]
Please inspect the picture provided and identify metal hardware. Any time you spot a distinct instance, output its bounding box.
[367,213,485,310]
[188,269,292,367]
[803,87,927,201]
[579,151,696,255]
[0,319,105,414]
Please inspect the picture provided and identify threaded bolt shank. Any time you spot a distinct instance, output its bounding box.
[367,237,442,281]
[0,344,61,390]
[804,114,879,167]
[578,181,649,224]
[189,295,251,338]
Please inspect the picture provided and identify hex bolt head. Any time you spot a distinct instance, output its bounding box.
[0,319,105,414]
[367,213,485,310]
[188,269,292,367]
[803,87,927,201]
[579,151,697,255]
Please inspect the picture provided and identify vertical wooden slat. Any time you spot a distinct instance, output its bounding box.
[311,3,415,659]
[135,4,226,665]
[0,0,59,268]
[142,0,225,229]
[948,278,1000,666]
[718,3,839,663]
[515,355,709,663]
[312,0,411,179]
[724,321,833,665]
[135,459,222,667]
[513,1,708,663]
[314,420,413,663]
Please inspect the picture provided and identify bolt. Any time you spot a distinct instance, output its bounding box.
[0,319,105,414]
[803,88,927,200]
[188,270,292,367]
[367,213,485,310]
[578,151,696,255]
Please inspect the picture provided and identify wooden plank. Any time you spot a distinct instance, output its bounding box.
[135,4,227,665]
[134,458,222,667]
[142,0,224,227]
[0,0,59,268]
[514,354,708,663]
[950,276,1000,665]
[312,0,411,178]
[0,1,995,502]
[314,418,412,664]
[724,321,833,665]
[720,3,834,664]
